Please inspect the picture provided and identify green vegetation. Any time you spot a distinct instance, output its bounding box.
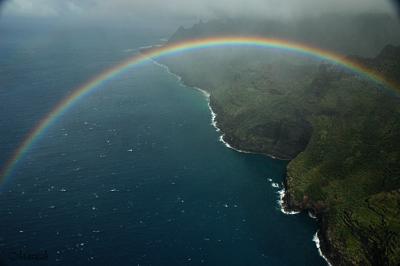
[160,50,318,158]
[284,49,400,265]
[158,18,400,265]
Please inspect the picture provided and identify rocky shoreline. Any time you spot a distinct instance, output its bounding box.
[152,57,336,266]
[282,181,335,265]
[213,97,340,266]
[148,21,400,263]
[282,175,357,266]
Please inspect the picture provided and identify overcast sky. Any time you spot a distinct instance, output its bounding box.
[1,0,398,25]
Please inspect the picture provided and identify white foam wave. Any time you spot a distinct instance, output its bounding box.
[138,44,162,50]
[308,211,317,219]
[313,231,333,266]
[277,188,301,215]
[151,59,258,155]
[123,48,136,53]
[151,54,330,266]
[124,44,164,54]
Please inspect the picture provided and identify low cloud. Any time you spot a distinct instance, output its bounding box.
[1,0,398,23]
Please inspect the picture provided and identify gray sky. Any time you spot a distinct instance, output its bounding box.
[1,0,397,23]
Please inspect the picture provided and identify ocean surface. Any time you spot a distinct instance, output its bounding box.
[0,27,326,265]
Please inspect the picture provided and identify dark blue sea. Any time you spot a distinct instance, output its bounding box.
[0,26,326,265]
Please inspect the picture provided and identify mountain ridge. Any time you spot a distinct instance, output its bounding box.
[159,17,400,265]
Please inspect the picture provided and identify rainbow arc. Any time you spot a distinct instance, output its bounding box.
[0,36,397,183]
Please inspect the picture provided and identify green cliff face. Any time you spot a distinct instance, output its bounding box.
[159,50,319,158]
[159,18,400,265]
[285,46,400,265]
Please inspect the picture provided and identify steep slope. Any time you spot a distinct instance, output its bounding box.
[169,15,400,57]
[158,18,400,265]
[285,45,400,265]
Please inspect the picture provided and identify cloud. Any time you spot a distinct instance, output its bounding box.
[1,0,397,22]
[392,0,400,15]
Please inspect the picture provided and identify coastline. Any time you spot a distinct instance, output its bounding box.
[140,45,289,161]
[151,58,259,155]
[313,231,333,266]
[150,57,333,266]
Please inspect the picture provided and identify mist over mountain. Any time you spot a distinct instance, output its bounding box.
[0,0,398,31]
[1,1,400,266]
[1,0,399,59]
[169,15,400,57]
[156,11,400,264]
[393,0,400,15]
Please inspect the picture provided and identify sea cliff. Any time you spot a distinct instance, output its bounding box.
[153,18,400,265]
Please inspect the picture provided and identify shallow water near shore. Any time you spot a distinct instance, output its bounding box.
[0,29,326,265]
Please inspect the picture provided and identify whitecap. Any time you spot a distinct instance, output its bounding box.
[277,189,300,215]
[308,211,317,219]
[150,59,261,156]
[313,231,333,266]
[123,48,136,53]
[138,44,162,51]
[151,56,299,223]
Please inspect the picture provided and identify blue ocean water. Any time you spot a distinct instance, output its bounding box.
[0,27,325,265]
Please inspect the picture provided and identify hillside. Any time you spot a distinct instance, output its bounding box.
[285,45,400,265]
[169,15,400,57]
[157,17,400,265]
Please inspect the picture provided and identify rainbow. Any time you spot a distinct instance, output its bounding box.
[0,36,397,184]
